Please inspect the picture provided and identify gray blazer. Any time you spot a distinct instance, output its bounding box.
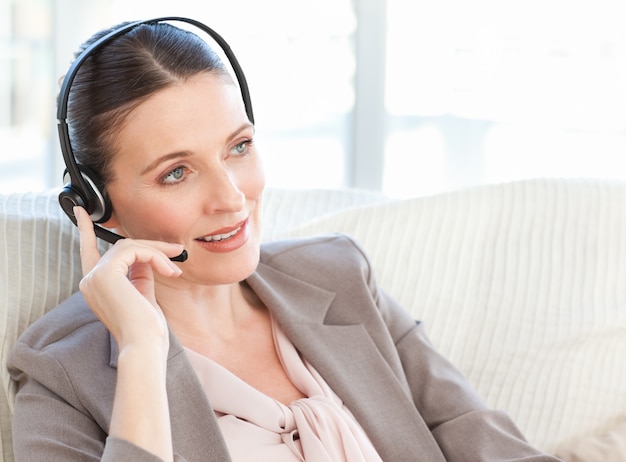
[9,234,560,461]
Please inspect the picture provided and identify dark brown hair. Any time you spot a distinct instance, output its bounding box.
[65,21,228,184]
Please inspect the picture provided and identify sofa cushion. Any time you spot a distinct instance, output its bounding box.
[554,417,626,462]
[283,178,626,456]
[0,192,84,460]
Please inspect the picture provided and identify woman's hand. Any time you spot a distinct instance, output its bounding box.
[74,206,177,461]
[74,206,183,349]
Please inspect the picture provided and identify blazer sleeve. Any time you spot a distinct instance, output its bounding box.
[353,238,561,461]
[9,320,189,462]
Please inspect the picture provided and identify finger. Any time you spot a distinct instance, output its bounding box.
[79,243,181,315]
[128,261,157,296]
[74,206,102,275]
[131,240,186,263]
[117,238,186,267]
[106,240,183,278]
[131,245,183,278]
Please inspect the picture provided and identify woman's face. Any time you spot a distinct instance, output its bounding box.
[105,72,265,285]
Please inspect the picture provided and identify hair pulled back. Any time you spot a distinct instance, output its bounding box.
[65,21,228,184]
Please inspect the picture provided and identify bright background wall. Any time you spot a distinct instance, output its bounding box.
[2,0,626,198]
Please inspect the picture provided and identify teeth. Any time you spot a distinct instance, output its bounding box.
[198,226,241,242]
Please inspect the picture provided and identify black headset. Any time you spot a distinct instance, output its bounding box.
[57,17,254,261]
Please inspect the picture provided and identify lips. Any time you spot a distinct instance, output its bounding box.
[196,225,242,242]
[194,219,249,253]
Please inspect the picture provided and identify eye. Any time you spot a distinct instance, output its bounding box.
[230,139,253,156]
[161,166,186,185]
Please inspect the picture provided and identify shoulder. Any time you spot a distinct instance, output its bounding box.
[257,234,382,319]
[9,292,110,381]
[260,233,372,278]
[8,292,115,430]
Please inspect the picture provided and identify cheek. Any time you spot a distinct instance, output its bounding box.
[241,157,266,199]
[111,193,193,242]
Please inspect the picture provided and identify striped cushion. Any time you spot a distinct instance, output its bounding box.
[284,178,626,456]
[0,192,83,461]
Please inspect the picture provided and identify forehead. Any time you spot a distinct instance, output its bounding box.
[120,73,245,138]
[110,73,249,169]
[129,72,241,121]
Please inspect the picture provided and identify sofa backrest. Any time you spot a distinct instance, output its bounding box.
[284,178,626,456]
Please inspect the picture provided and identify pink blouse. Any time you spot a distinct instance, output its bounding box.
[184,319,383,461]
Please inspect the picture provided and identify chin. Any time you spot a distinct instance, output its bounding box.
[193,240,261,285]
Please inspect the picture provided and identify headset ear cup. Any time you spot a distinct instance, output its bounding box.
[58,182,87,226]
[60,166,112,224]
[81,165,112,223]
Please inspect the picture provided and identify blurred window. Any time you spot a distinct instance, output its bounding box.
[2,0,626,198]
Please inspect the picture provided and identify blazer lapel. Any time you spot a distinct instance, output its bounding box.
[166,342,231,461]
[247,263,446,462]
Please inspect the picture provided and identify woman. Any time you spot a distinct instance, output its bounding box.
[8,19,561,461]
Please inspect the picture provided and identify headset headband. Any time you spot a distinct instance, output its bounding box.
[57,16,254,123]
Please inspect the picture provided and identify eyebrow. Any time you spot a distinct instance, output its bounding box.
[140,151,193,176]
[229,122,255,143]
[139,122,255,175]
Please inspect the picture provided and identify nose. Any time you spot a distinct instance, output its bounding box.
[202,164,246,214]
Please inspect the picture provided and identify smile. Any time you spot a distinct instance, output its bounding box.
[193,219,250,253]
[197,226,242,242]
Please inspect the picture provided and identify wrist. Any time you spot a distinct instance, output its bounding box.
[117,337,170,368]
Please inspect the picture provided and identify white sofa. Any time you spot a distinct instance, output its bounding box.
[2,178,626,461]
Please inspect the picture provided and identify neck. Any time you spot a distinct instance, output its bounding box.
[155,278,265,346]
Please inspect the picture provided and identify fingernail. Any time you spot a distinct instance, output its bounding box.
[169,262,183,276]
[73,206,81,219]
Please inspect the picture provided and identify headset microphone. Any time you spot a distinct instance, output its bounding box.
[60,206,188,263]
[57,17,255,264]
